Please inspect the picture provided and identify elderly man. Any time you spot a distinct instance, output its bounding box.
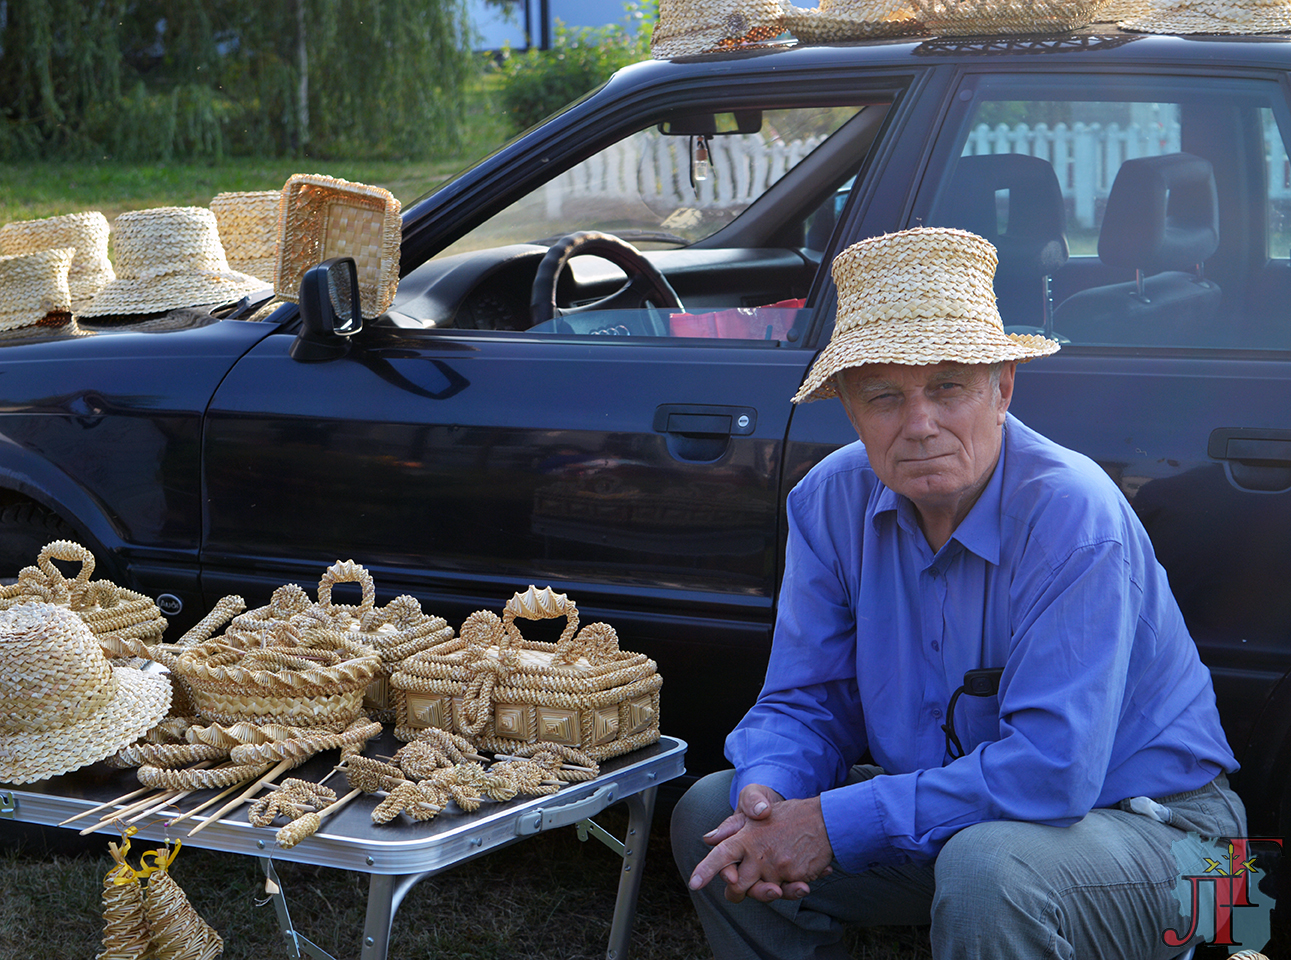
[672,228,1244,960]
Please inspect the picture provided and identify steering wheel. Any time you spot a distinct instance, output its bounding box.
[530,231,683,326]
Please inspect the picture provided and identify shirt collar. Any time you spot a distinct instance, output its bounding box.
[866,420,1007,566]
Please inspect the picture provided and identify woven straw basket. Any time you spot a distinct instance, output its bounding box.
[909,0,1111,34]
[0,541,168,654]
[274,174,401,319]
[168,610,382,730]
[391,586,662,761]
[210,190,280,284]
[228,560,454,723]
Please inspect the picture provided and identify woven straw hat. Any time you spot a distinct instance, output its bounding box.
[0,602,171,784]
[275,174,402,319]
[651,0,786,57]
[0,247,75,333]
[909,0,1111,34]
[783,0,922,42]
[210,190,280,284]
[1120,0,1291,33]
[793,227,1060,403]
[80,207,268,319]
[0,211,114,313]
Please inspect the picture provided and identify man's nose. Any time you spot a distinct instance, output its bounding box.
[901,395,939,439]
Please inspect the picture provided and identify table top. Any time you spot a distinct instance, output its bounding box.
[1,733,687,875]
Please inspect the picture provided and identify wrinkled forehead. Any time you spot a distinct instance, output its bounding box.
[838,361,994,393]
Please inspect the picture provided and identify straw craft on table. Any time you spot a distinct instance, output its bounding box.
[274,174,401,319]
[392,585,662,761]
[0,540,169,658]
[0,211,114,313]
[908,0,1113,33]
[0,602,172,784]
[209,190,280,284]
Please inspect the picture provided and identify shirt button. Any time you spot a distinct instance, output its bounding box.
[931,641,940,651]
[932,708,943,719]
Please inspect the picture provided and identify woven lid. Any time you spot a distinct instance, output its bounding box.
[651,0,786,57]
[783,0,923,41]
[1120,0,1291,33]
[80,206,268,319]
[210,190,280,284]
[0,211,114,313]
[0,247,75,333]
[274,174,402,319]
[793,227,1060,403]
[0,602,171,784]
[908,0,1112,34]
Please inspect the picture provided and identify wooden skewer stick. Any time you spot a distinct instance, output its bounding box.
[187,758,293,837]
[126,787,204,824]
[58,786,152,826]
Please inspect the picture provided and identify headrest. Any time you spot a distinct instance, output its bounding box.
[938,153,1068,278]
[1098,152,1219,274]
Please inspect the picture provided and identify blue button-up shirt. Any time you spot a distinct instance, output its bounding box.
[726,414,1236,872]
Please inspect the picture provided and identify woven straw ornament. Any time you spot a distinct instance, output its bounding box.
[792,227,1060,403]
[651,0,787,57]
[144,863,224,960]
[908,0,1113,34]
[0,602,171,783]
[210,190,280,284]
[274,174,401,319]
[0,246,74,333]
[1119,0,1291,33]
[782,0,923,42]
[80,206,267,318]
[0,211,114,313]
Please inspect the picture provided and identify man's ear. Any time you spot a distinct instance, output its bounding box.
[996,361,1017,424]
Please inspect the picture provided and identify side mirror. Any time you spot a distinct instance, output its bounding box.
[290,257,362,362]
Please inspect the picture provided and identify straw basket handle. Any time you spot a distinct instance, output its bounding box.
[317,560,376,617]
[37,539,96,588]
[502,586,580,650]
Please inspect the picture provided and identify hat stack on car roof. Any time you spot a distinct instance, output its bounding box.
[781,0,923,41]
[0,211,115,314]
[80,206,268,319]
[651,0,787,57]
[1118,0,1291,33]
[0,602,171,784]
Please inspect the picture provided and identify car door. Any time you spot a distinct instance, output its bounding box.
[201,64,937,773]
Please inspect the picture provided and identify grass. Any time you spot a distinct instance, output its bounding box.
[0,809,940,960]
[0,75,515,225]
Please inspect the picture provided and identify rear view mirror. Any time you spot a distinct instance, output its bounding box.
[658,109,763,136]
[290,257,362,362]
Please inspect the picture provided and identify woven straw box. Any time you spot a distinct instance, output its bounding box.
[391,586,662,761]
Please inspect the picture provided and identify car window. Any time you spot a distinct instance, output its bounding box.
[390,99,887,342]
[921,75,1291,351]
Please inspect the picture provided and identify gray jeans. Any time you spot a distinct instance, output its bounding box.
[671,767,1246,960]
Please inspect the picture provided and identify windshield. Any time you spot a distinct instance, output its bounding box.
[436,106,864,257]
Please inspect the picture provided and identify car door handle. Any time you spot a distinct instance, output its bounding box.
[653,404,757,436]
[1208,428,1291,464]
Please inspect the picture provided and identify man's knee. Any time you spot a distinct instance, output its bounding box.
[671,769,737,875]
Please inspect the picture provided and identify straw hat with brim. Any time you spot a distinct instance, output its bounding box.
[651,0,786,57]
[80,206,268,319]
[0,602,171,784]
[792,227,1061,403]
[0,247,75,334]
[1120,0,1291,33]
[0,211,114,313]
[211,190,280,285]
[783,0,923,42]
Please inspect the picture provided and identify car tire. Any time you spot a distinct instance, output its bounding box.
[0,500,79,578]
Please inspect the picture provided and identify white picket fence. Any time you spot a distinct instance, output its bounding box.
[544,133,823,219]
[542,118,1291,229]
[963,116,1291,228]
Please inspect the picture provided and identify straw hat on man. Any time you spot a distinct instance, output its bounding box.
[672,226,1243,960]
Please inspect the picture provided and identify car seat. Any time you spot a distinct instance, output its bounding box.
[1052,152,1221,345]
[931,153,1069,334]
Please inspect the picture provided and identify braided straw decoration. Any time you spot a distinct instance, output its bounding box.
[907,0,1111,34]
[342,755,410,794]
[499,742,601,782]
[137,761,274,790]
[96,854,151,960]
[144,866,224,960]
[108,742,227,768]
[248,778,337,827]
[228,718,381,763]
[372,782,444,824]
[393,727,485,779]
